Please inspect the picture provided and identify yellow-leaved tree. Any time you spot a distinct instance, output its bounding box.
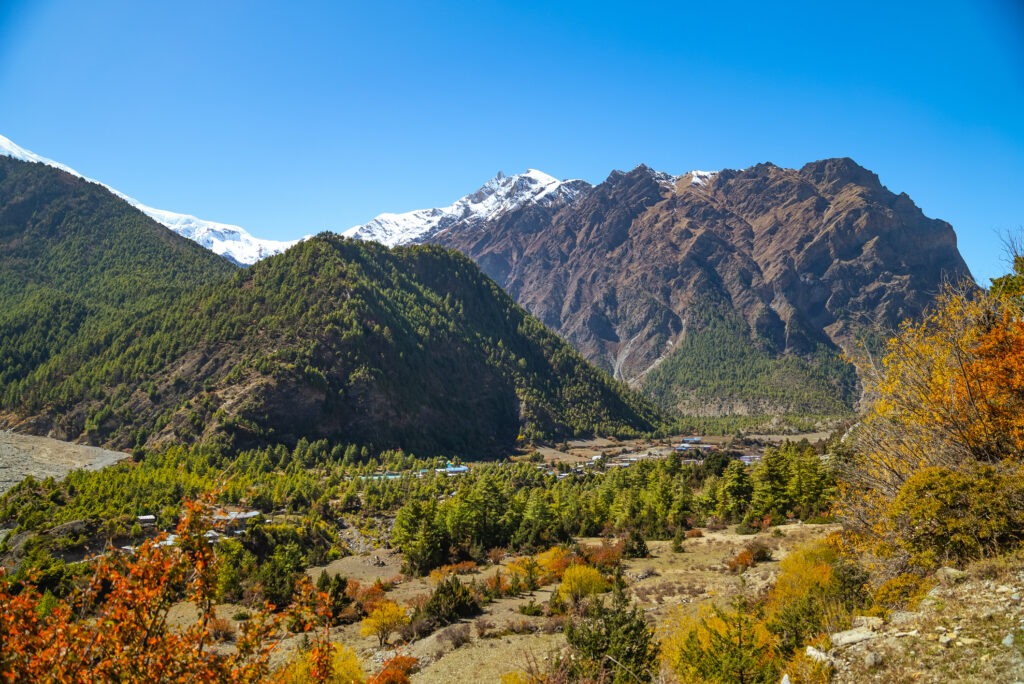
[837,260,1024,570]
[360,601,409,648]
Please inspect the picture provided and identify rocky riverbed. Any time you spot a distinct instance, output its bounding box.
[0,430,126,496]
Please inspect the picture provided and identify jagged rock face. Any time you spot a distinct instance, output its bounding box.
[425,158,972,387]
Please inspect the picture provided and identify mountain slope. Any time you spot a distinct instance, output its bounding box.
[0,156,238,403]
[0,134,300,265]
[0,158,661,453]
[400,159,971,416]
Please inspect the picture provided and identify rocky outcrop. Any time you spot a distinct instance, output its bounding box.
[425,158,972,413]
[828,568,1024,682]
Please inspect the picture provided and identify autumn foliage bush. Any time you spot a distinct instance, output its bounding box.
[0,500,285,683]
[427,560,478,583]
[838,274,1024,569]
[557,565,609,604]
[366,655,419,684]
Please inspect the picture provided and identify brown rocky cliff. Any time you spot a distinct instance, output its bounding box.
[426,158,972,410]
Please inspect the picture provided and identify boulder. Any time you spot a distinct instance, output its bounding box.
[887,611,919,626]
[935,566,966,584]
[831,627,877,647]
[805,646,830,664]
[852,615,884,630]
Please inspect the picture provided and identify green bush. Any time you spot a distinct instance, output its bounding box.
[563,585,660,683]
[423,576,480,625]
[888,465,1024,568]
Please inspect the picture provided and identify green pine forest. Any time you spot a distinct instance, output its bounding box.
[0,157,660,456]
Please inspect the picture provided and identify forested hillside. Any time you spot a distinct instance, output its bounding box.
[0,157,237,406]
[0,158,661,454]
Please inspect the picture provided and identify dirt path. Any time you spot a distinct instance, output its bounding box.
[0,430,127,495]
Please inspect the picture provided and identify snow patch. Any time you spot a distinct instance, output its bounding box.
[687,170,717,187]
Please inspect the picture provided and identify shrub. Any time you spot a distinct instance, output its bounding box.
[686,529,703,539]
[873,573,933,611]
[428,561,478,583]
[764,541,869,654]
[622,530,649,559]
[558,565,609,604]
[663,597,780,684]
[208,617,235,642]
[564,586,660,683]
[231,610,251,621]
[475,616,495,638]
[439,623,472,649]
[367,655,418,684]
[518,598,543,616]
[887,465,1024,568]
[485,570,511,598]
[582,540,624,570]
[541,614,566,634]
[423,576,480,624]
[727,550,755,573]
[279,643,366,683]
[735,522,758,535]
[504,619,536,635]
[746,541,773,563]
[534,546,574,582]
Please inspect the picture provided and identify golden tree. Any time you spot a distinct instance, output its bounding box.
[838,272,1024,567]
[359,601,409,648]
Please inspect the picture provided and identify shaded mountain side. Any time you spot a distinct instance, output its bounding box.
[0,164,662,454]
[424,158,972,415]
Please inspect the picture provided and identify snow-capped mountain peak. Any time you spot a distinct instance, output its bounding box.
[343,169,591,246]
[0,134,301,265]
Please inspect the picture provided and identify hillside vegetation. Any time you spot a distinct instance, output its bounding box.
[0,157,236,404]
[642,296,858,417]
[0,158,660,455]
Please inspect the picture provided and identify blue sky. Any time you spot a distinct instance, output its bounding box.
[1,0,1022,283]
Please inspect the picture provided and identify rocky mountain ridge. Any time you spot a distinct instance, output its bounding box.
[412,158,971,415]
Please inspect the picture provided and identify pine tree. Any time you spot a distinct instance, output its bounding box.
[717,460,753,522]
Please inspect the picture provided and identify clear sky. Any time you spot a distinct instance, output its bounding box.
[1,0,1022,283]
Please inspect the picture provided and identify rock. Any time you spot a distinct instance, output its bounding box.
[935,566,966,583]
[888,611,919,626]
[781,675,791,684]
[805,646,830,664]
[1012,593,1021,602]
[939,634,954,648]
[831,627,877,647]
[1003,633,1016,647]
[865,651,884,668]
[997,585,1012,594]
[852,616,883,630]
